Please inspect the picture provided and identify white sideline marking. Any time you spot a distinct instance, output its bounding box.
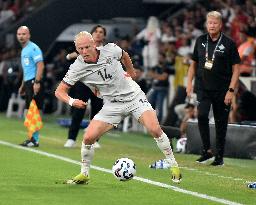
[15,131,247,182]
[180,167,244,181]
[0,140,242,205]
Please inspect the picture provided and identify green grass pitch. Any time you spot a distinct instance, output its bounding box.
[0,113,255,205]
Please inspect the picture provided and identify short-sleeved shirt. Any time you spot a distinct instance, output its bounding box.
[21,41,43,81]
[192,33,241,91]
[63,43,142,102]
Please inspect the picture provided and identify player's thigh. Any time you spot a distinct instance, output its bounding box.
[139,110,162,137]
[93,102,123,127]
[129,92,161,136]
[131,92,153,120]
[84,119,113,141]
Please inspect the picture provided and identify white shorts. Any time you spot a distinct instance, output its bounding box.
[94,91,154,127]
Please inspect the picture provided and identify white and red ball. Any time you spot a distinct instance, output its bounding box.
[112,158,136,181]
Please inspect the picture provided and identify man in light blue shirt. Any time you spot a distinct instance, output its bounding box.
[17,26,44,147]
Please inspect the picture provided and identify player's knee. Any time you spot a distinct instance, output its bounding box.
[147,124,162,137]
[83,133,97,145]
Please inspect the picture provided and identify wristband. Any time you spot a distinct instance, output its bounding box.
[66,54,71,60]
[68,97,76,106]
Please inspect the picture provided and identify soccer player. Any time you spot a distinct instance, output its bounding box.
[17,26,44,147]
[64,25,105,148]
[55,31,182,184]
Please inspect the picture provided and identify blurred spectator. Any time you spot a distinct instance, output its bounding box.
[229,80,256,123]
[0,47,21,111]
[119,36,143,67]
[136,16,161,70]
[245,15,256,37]
[229,80,247,123]
[238,35,255,76]
[147,52,171,123]
[163,85,187,127]
[133,66,149,94]
[160,42,177,67]
[174,93,197,124]
[52,49,70,81]
[179,103,197,137]
[51,49,71,115]
[118,36,148,93]
[161,22,176,43]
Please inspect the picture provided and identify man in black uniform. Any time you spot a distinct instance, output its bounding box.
[186,11,240,166]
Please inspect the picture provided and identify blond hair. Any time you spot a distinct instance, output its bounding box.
[74,31,93,45]
[206,11,222,21]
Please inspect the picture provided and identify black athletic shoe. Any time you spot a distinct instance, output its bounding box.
[210,158,224,166]
[196,151,214,163]
[20,137,39,147]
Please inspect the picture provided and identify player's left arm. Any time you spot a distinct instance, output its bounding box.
[121,51,136,79]
[33,61,44,95]
[229,64,240,90]
[225,64,240,105]
[225,41,241,105]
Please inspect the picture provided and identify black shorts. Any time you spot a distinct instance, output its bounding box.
[70,82,100,102]
[69,82,103,119]
[24,79,44,109]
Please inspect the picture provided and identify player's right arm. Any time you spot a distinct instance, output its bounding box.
[121,50,136,79]
[186,60,196,97]
[55,81,87,109]
[19,80,25,96]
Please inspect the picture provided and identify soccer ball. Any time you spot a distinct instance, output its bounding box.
[112,158,136,181]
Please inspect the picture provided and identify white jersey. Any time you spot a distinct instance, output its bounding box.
[63,43,142,102]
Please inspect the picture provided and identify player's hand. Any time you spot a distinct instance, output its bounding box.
[224,91,234,105]
[72,99,87,109]
[18,85,25,96]
[33,83,40,95]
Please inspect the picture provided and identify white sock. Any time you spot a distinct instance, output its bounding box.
[155,132,178,167]
[81,142,94,176]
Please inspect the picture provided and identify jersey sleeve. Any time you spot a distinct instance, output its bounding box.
[62,61,81,86]
[108,43,123,61]
[230,41,241,65]
[32,45,43,64]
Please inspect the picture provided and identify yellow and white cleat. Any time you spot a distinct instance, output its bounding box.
[65,173,90,185]
[170,166,182,183]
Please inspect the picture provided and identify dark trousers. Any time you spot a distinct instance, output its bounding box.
[68,82,103,141]
[197,90,230,159]
[24,79,44,109]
